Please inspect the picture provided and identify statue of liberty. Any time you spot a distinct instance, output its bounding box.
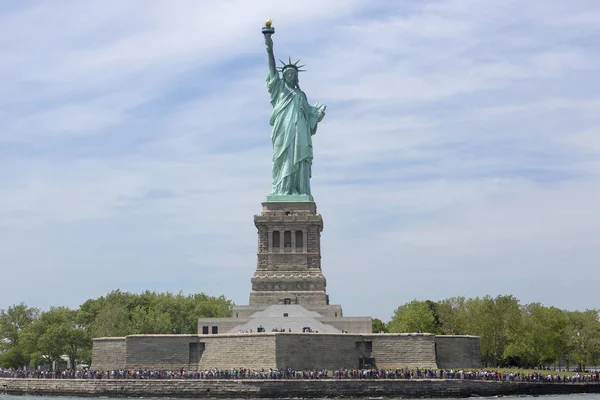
[262,20,326,201]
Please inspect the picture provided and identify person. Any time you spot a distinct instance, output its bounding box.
[264,34,326,197]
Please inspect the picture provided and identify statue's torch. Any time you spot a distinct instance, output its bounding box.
[262,18,274,36]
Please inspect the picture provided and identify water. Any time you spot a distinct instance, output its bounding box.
[2,395,600,400]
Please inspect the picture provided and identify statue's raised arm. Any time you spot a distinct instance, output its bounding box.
[262,19,277,77]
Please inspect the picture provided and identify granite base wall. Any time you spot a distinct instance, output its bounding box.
[275,334,364,369]
[125,334,199,370]
[435,335,481,368]
[199,334,277,370]
[2,378,599,398]
[91,333,480,371]
[91,338,126,370]
[369,334,438,369]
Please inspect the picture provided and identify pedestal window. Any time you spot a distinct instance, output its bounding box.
[284,231,292,248]
[295,230,303,249]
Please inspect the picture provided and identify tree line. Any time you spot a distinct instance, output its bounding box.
[0,290,233,369]
[2,292,598,371]
[373,295,600,370]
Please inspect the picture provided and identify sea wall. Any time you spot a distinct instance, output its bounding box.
[2,378,599,398]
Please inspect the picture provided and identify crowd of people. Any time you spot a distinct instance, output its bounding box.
[236,327,318,333]
[1,367,599,382]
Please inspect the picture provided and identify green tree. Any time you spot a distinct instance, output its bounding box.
[385,295,598,369]
[504,303,568,368]
[464,295,521,367]
[122,291,233,334]
[436,296,468,335]
[79,290,134,338]
[566,309,600,371]
[191,293,234,318]
[21,307,91,368]
[0,303,39,368]
[79,290,234,337]
[372,318,388,333]
[90,302,133,337]
[129,305,172,334]
[388,300,441,334]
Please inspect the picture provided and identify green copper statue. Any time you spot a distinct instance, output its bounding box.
[262,20,326,201]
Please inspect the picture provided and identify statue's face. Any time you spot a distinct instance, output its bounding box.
[283,69,298,87]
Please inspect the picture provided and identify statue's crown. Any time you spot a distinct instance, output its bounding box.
[278,57,306,73]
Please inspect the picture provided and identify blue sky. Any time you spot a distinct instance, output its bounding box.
[1,0,599,320]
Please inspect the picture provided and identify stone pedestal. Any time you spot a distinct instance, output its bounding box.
[249,201,330,308]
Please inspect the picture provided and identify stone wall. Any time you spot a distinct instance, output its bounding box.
[369,334,438,369]
[91,337,126,370]
[3,377,599,398]
[275,334,365,369]
[91,333,478,371]
[199,334,277,369]
[125,335,200,370]
[435,335,481,368]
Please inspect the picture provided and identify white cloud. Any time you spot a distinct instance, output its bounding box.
[560,127,600,155]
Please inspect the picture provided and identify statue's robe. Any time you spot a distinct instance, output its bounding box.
[267,72,320,196]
